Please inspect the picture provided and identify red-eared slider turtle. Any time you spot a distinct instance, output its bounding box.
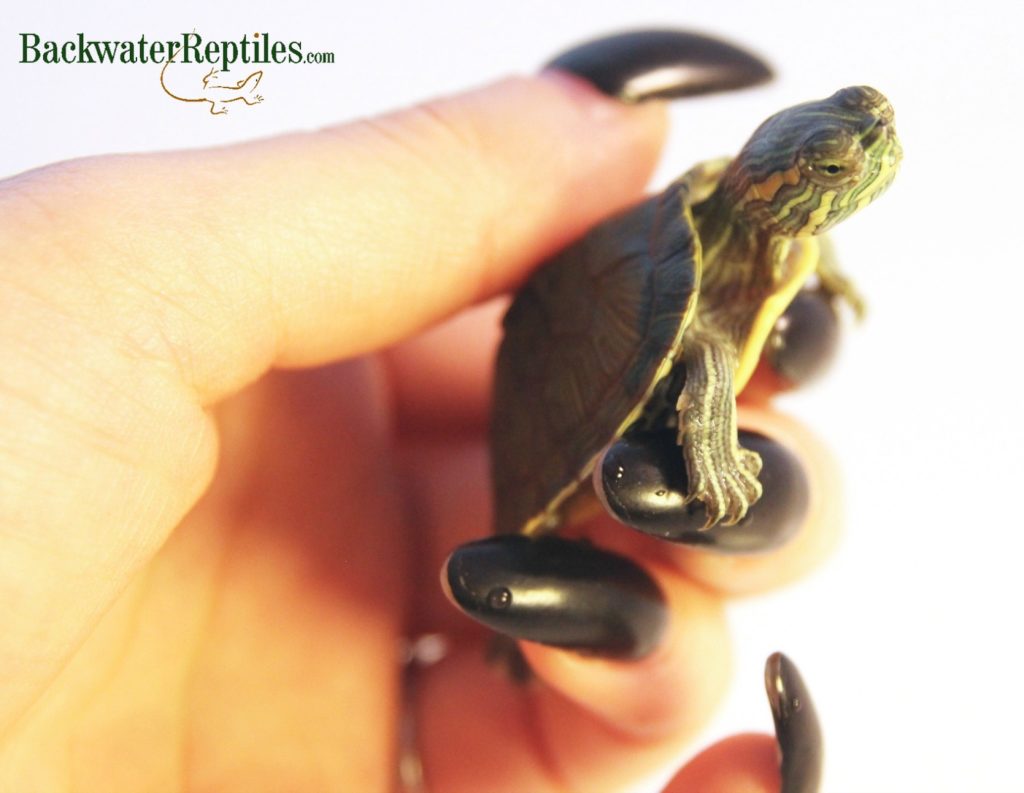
[492,85,902,536]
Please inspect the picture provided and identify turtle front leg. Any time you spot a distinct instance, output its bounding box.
[815,236,866,320]
[677,330,763,527]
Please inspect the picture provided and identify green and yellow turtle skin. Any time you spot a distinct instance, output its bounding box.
[492,85,902,536]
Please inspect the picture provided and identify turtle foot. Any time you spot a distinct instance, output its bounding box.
[684,441,764,528]
[819,276,866,321]
[816,237,867,320]
[676,330,765,527]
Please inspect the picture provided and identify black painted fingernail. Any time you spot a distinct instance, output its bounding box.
[597,429,809,552]
[766,290,841,388]
[765,653,823,793]
[443,535,667,658]
[544,29,772,102]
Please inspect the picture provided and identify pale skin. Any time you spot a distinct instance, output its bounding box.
[0,74,840,792]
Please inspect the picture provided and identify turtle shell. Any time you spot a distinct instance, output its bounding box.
[491,180,701,536]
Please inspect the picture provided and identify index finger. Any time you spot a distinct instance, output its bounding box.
[0,75,665,732]
[2,75,666,405]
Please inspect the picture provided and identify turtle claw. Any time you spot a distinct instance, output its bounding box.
[739,446,763,478]
[684,444,764,528]
[820,278,866,321]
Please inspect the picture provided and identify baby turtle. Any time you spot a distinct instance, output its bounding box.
[492,84,902,534]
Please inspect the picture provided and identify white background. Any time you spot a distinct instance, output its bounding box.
[2,1,1023,791]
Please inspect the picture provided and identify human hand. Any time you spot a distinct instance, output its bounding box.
[0,71,833,791]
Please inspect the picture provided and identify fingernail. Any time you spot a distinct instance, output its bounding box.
[443,535,667,658]
[543,29,772,102]
[766,290,841,388]
[765,653,823,793]
[597,429,809,552]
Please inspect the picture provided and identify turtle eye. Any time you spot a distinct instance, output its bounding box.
[799,129,861,183]
[800,155,852,183]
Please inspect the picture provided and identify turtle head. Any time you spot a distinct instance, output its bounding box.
[722,86,902,237]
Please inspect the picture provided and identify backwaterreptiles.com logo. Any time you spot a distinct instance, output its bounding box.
[17,32,336,115]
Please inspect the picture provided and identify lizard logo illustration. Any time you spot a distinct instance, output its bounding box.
[160,45,264,115]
